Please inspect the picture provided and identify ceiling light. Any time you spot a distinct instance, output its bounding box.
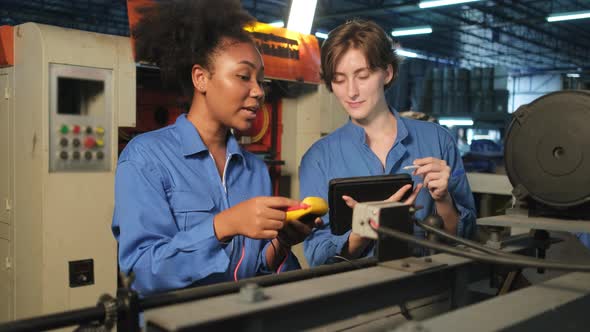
[566,73,581,78]
[392,26,432,37]
[287,0,318,34]
[268,20,285,28]
[547,10,590,22]
[419,0,481,9]
[314,31,328,39]
[439,118,474,127]
[396,49,418,58]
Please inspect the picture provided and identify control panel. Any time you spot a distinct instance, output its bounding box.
[49,64,112,172]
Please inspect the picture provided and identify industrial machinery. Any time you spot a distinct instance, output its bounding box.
[505,90,590,218]
[0,22,135,321]
[477,90,590,236]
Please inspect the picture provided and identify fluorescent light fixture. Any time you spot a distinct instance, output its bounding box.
[397,49,418,58]
[314,31,329,39]
[419,0,481,8]
[439,118,474,127]
[567,73,581,78]
[392,26,432,37]
[547,10,590,22]
[287,0,318,34]
[269,20,285,28]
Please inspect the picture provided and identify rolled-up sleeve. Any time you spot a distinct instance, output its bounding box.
[112,158,229,295]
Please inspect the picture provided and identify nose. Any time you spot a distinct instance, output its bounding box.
[251,81,265,100]
[347,80,359,100]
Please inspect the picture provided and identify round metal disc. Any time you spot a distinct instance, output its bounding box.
[505,90,590,207]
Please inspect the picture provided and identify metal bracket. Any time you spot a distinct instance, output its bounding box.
[380,257,447,273]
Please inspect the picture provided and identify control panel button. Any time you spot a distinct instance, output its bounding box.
[96,151,105,160]
[72,138,81,147]
[84,137,96,149]
[86,126,93,134]
[84,151,93,160]
[96,139,104,148]
[59,137,68,147]
[72,151,81,160]
[73,125,81,135]
[60,124,69,134]
[59,151,68,160]
[95,126,105,136]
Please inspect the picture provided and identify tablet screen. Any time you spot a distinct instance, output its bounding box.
[328,174,413,235]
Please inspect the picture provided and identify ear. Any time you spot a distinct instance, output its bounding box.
[191,64,208,94]
[384,64,395,85]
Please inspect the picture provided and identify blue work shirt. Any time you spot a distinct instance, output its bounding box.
[112,114,300,296]
[576,233,590,249]
[300,109,476,266]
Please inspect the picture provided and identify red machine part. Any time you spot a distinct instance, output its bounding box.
[0,25,14,67]
[118,87,186,152]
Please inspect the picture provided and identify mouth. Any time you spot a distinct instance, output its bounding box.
[241,105,259,119]
[346,101,365,108]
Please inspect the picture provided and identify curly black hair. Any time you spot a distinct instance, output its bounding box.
[132,0,256,96]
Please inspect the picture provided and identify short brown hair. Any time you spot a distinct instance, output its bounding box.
[320,19,399,92]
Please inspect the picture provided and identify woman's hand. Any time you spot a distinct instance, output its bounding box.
[276,217,323,247]
[341,183,423,209]
[213,196,299,241]
[340,183,423,258]
[412,157,450,201]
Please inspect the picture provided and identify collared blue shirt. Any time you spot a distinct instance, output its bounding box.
[112,114,300,296]
[300,109,476,266]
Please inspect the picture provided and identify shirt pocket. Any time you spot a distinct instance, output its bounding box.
[168,191,216,232]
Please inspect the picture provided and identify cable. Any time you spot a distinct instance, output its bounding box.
[370,221,590,272]
[234,244,245,282]
[277,250,289,274]
[269,239,289,273]
[416,221,514,257]
[330,255,364,270]
[270,239,279,259]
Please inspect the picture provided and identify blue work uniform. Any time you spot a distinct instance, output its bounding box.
[576,233,590,249]
[300,109,476,267]
[112,114,300,296]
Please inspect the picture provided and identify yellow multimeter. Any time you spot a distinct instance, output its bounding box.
[285,197,328,222]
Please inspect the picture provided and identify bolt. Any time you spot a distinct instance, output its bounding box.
[401,262,410,268]
[239,283,265,303]
[424,257,432,263]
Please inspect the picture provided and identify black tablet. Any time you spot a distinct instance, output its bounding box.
[328,174,414,235]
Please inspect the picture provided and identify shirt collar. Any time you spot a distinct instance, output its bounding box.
[175,114,246,166]
[343,107,409,146]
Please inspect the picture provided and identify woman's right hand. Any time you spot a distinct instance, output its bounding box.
[340,184,422,258]
[213,196,300,241]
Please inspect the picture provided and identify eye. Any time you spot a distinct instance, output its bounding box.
[237,74,251,81]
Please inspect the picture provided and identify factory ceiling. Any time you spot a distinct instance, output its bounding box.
[1,0,589,73]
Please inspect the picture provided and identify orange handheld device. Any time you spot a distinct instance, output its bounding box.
[285,197,328,223]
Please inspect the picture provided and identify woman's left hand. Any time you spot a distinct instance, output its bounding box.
[412,157,451,201]
[276,218,322,247]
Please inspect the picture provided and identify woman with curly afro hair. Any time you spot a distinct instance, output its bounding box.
[112,0,316,296]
